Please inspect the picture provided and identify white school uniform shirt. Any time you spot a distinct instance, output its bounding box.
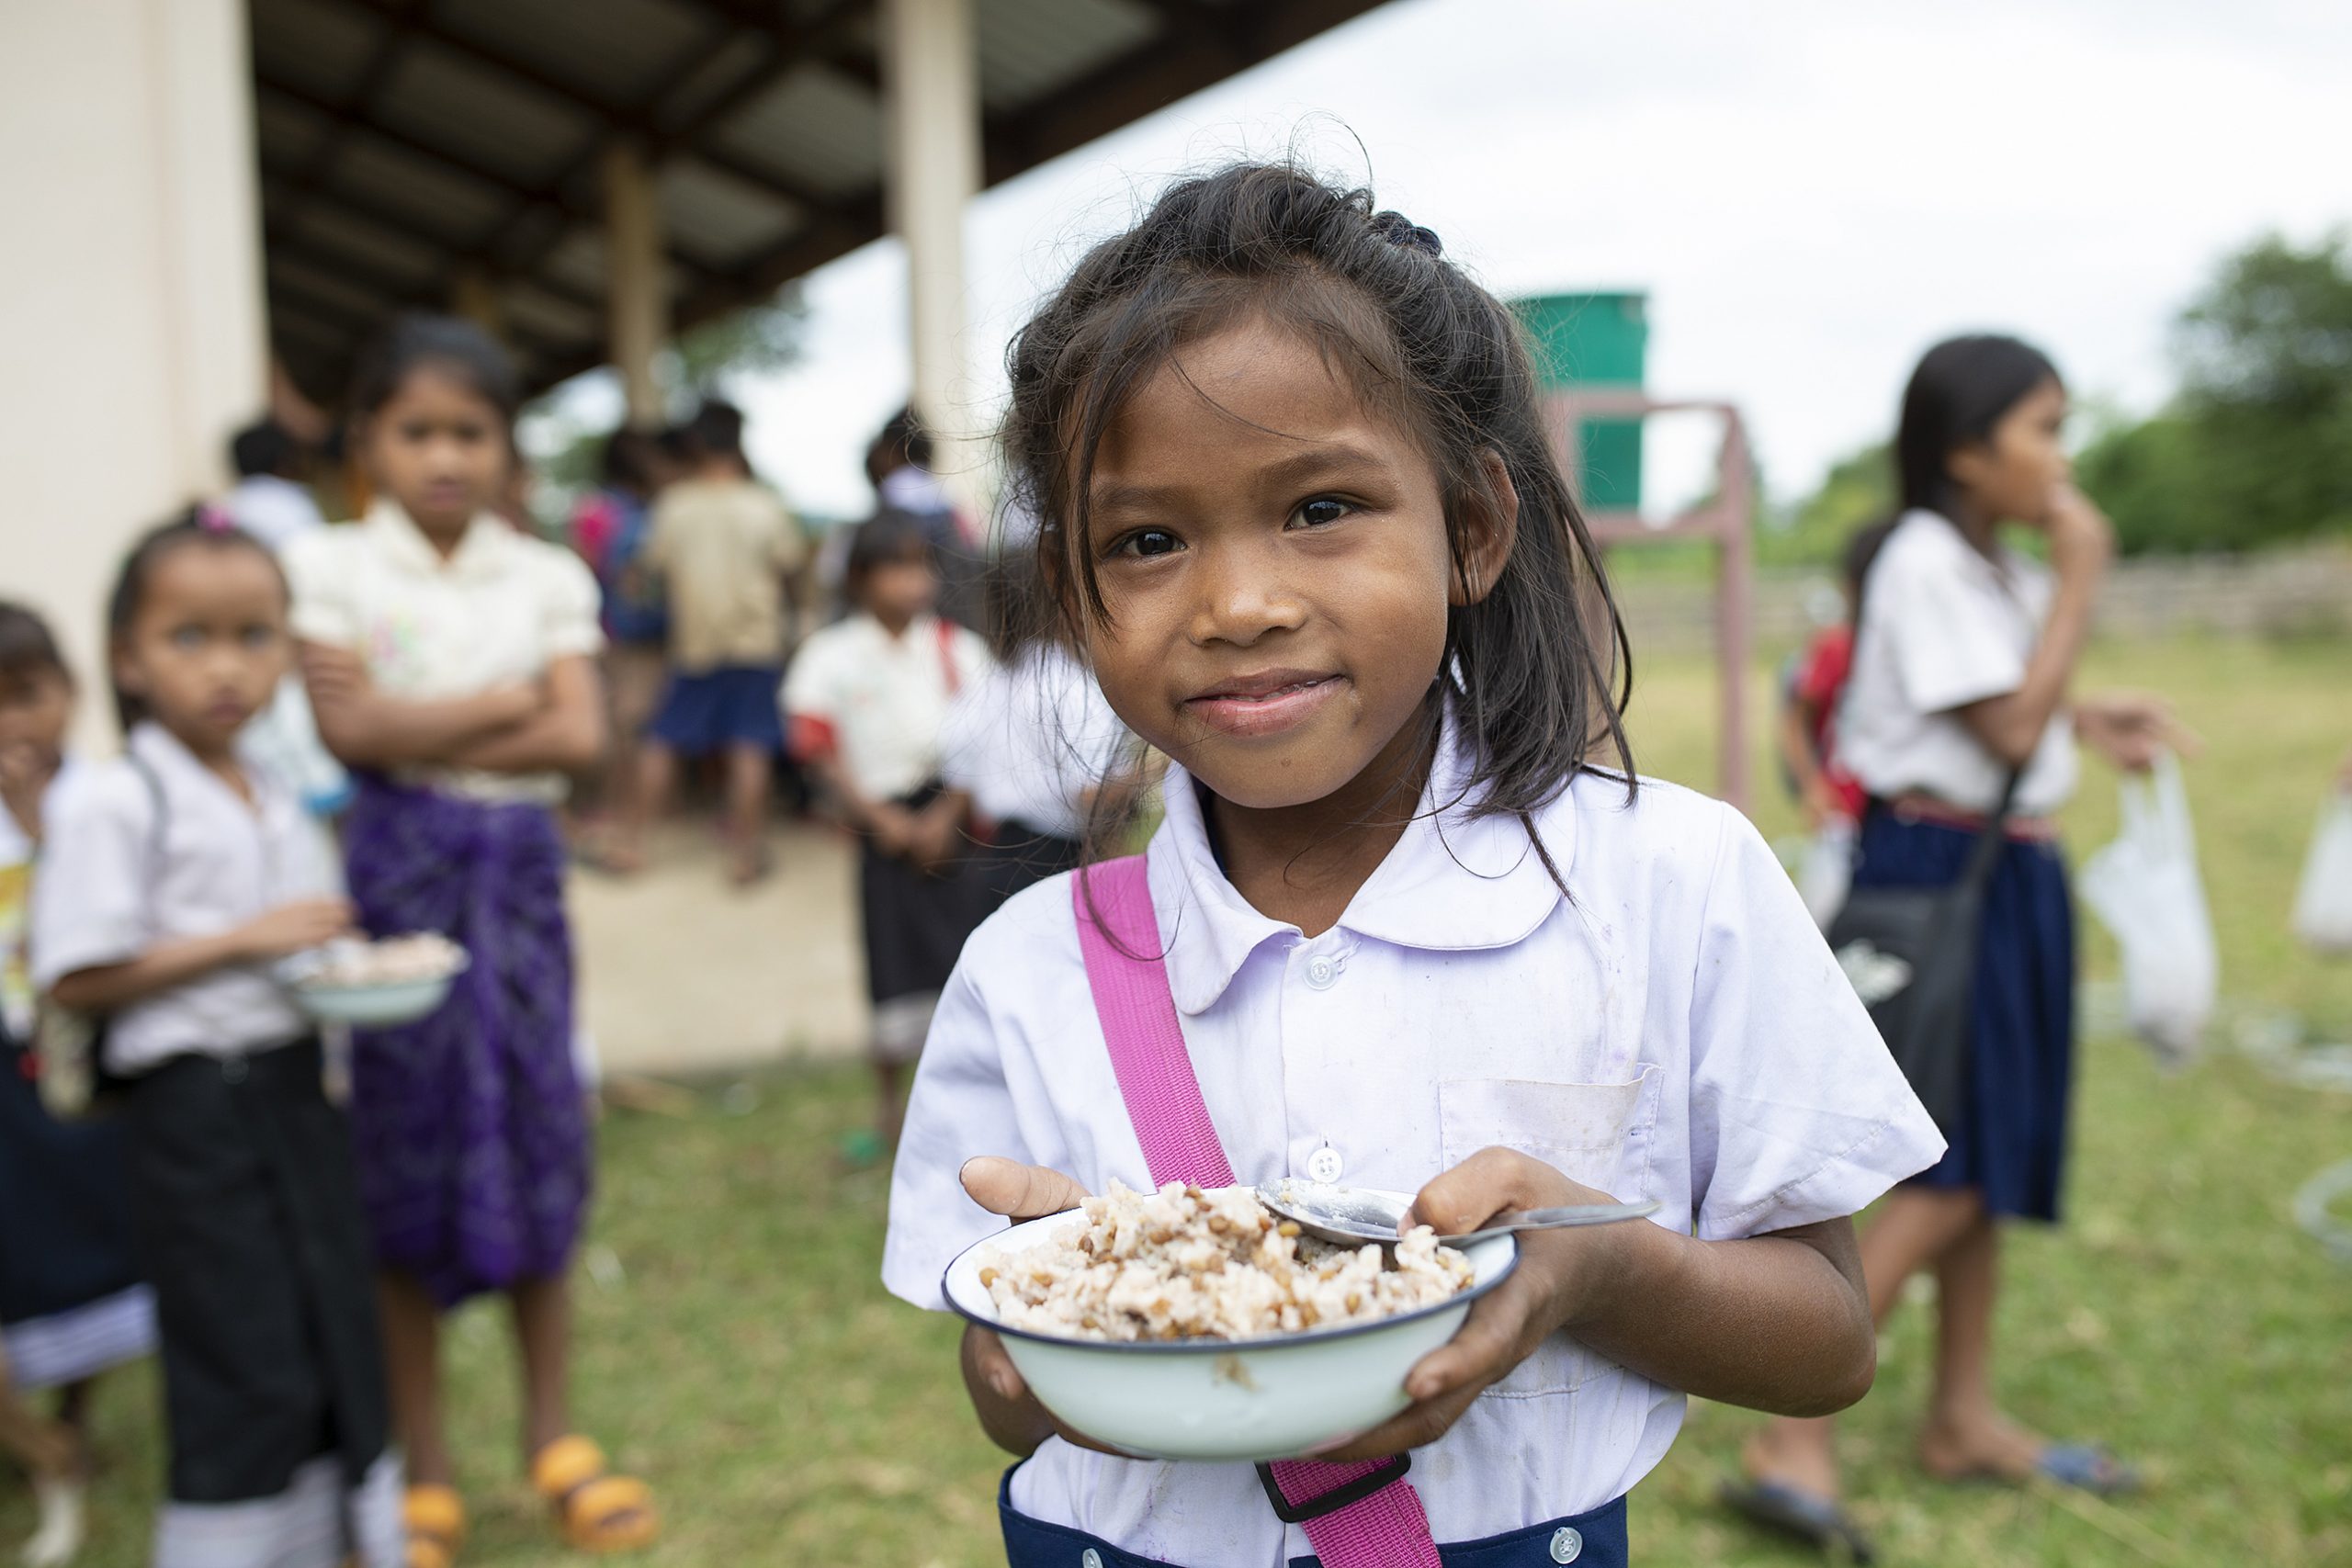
[782,611,991,802]
[30,724,342,1076]
[283,501,605,805]
[938,643,1129,840]
[882,727,1946,1562]
[1838,509,2079,817]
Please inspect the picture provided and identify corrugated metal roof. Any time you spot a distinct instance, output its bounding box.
[253,0,1394,400]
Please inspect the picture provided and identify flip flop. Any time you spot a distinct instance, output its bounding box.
[1938,1441,2141,1496]
[1718,1477,1877,1563]
[531,1435,658,1554]
[401,1484,465,1568]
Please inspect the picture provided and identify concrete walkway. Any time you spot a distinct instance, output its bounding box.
[571,819,867,1078]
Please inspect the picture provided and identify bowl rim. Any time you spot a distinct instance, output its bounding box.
[941,1203,1521,1357]
[286,949,471,996]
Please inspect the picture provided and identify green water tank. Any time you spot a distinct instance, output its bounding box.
[1511,291,1648,511]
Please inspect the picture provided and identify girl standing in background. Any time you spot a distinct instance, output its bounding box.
[0,601,157,1568]
[1730,334,2179,1560]
[33,518,392,1567]
[288,314,655,1568]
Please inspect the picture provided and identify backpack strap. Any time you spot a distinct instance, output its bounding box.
[1072,857,1443,1567]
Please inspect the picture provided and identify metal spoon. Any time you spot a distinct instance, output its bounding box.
[1255,1179,1660,1250]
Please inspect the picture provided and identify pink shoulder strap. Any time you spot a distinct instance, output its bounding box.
[1073,857,1443,1568]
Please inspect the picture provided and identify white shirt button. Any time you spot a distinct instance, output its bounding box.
[1306,1145,1343,1183]
[1550,1525,1583,1562]
[1080,1551,1104,1568]
[1305,954,1338,988]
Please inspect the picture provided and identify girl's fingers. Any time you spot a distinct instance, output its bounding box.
[967,1325,1028,1402]
[959,1156,1091,1220]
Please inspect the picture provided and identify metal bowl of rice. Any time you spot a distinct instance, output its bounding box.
[942,1180,1518,1462]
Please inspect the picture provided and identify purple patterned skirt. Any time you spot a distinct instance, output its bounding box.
[341,775,590,1306]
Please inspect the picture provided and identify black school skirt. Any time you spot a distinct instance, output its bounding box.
[121,1038,389,1506]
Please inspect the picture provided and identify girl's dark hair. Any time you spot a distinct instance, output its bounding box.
[602,426,662,492]
[348,311,521,424]
[1000,161,1634,827]
[0,600,69,685]
[1894,333,2061,521]
[106,505,287,733]
[845,511,935,587]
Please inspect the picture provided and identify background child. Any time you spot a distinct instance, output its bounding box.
[612,400,803,885]
[1732,334,2182,1559]
[567,427,673,847]
[1775,520,1889,831]
[30,516,396,1567]
[882,163,1946,1568]
[0,601,156,1568]
[937,554,1143,907]
[784,514,989,1162]
[286,313,654,1567]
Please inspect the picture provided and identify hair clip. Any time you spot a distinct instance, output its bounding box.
[198,503,234,534]
[1369,209,1443,260]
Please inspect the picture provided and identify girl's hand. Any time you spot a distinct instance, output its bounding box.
[299,644,372,705]
[956,1157,1135,1457]
[232,897,357,962]
[2075,690,2198,773]
[867,803,920,858]
[1314,1147,1635,1463]
[1799,773,1843,832]
[2042,485,2114,581]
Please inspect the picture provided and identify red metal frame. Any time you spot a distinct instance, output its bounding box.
[1543,392,1756,809]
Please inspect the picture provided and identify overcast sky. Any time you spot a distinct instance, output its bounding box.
[694,0,2349,521]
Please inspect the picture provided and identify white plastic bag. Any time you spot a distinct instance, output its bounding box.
[1796,816,1857,931]
[2078,753,2217,1068]
[2291,793,2352,955]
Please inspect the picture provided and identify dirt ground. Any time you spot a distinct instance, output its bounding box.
[571,817,867,1078]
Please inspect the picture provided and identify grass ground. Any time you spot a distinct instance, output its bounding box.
[11,634,2350,1567]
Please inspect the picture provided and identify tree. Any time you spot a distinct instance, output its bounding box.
[2166,231,2352,549]
[1758,441,1892,570]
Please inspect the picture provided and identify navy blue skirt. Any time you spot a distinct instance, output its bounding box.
[1852,812,2075,1221]
[998,1467,1628,1567]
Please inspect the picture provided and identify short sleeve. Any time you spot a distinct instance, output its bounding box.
[29,768,154,990]
[282,530,359,649]
[538,546,605,661]
[1871,534,2030,715]
[881,963,1039,1309]
[780,632,843,723]
[1686,804,1945,1241]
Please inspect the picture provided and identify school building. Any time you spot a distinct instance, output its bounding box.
[0,0,1386,740]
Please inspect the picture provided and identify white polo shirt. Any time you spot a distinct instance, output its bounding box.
[30,724,342,1075]
[882,733,1945,1562]
[782,612,991,803]
[284,502,605,804]
[1838,509,2078,817]
[938,644,1129,840]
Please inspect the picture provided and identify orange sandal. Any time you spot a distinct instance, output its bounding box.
[530,1436,658,1554]
[402,1485,465,1568]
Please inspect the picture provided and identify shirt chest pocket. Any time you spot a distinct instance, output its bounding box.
[1439,1068,1663,1398]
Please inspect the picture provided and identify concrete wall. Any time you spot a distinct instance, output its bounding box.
[0,0,267,750]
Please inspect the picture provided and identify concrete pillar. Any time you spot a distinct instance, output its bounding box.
[0,0,267,750]
[603,139,668,426]
[880,0,980,505]
[450,264,505,341]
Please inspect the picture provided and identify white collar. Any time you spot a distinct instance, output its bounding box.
[362,498,514,580]
[1144,717,1573,1016]
[129,721,281,818]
